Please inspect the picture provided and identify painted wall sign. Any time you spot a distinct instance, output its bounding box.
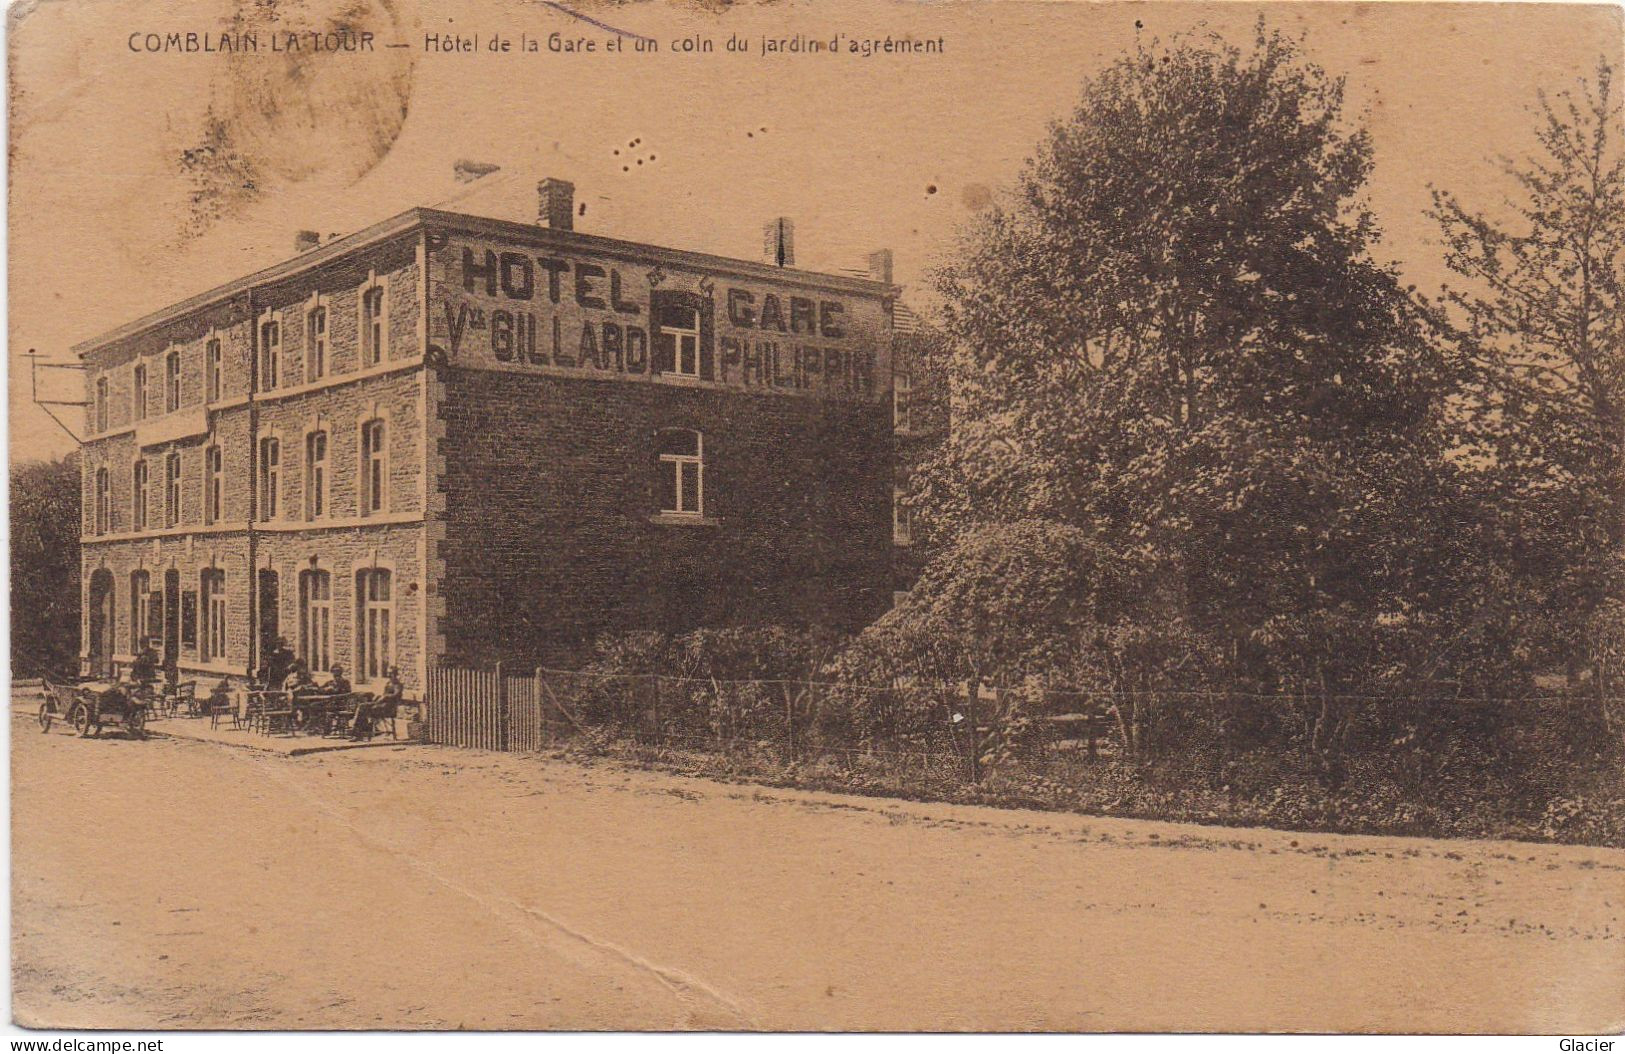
[428,235,890,401]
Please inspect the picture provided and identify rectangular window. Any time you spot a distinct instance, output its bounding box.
[133,364,147,421]
[165,351,182,412]
[94,377,108,434]
[893,486,914,546]
[181,590,197,649]
[260,320,281,391]
[305,431,328,519]
[258,437,280,520]
[356,568,392,681]
[165,451,182,527]
[361,285,386,366]
[130,570,152,652]
[93,467,110,535]
[658,304,702,378]
[894,368,912,433]
[657,430,703,517]
[132,460,148,531]
[307,305,327,381]
[203,444,223,524]
[299,569,331,674]
[200,569,227,662]
[360,419,385,515]
[206,338,223,402]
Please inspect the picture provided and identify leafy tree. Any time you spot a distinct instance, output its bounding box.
[1430,59,1624,673]
[829,520,1206,757]
[892,323,953,568]
[11,453,81,678]
[921,24,1453,740]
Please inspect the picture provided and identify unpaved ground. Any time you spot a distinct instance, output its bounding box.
[12,698,1625,1032]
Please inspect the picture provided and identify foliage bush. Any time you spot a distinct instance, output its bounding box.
[545,616,1625,846]
[11,454,81,679]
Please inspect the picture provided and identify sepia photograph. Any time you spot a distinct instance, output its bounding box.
[6,0,1624,1037]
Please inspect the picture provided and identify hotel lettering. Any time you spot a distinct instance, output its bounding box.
[439,240,880,398]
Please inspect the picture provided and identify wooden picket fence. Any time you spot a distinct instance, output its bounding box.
[424,663,576,752]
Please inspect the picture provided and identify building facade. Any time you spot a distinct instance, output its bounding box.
[77,180,898,695]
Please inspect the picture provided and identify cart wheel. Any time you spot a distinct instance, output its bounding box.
[127,709,146,740]
[37,704,52,733]
[70,704,93,737]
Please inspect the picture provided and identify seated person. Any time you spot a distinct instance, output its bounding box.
[281,660,312,694]
[205,676,233,714]
[323,664,352,697]
[128,645,159,690]
[351,666,403,739]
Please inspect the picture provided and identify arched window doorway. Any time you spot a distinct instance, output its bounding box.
[87,570,115,679]
[298,569,331,674]
[355,568,393,682]
[258,569,280,672]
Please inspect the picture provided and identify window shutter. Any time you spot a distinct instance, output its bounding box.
[699,296,716,380]
[650,292,675,374]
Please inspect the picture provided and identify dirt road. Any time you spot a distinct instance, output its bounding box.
[12,706,1624,1032]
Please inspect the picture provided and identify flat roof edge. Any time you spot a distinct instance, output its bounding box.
[416,209,896,298]
[74,208,897,357]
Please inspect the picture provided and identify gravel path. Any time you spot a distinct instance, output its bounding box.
[12,706,1624,1031]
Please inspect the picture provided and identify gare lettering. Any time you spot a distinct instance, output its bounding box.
[463,247,851,341]
[727,287,844,338]
[448,241,875,397]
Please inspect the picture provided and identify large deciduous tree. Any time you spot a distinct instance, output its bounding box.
[11,453,82,679]
[918,25,1452,730]
[1431,59,1624,675]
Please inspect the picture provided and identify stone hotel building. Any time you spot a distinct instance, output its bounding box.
[76,178,899,695]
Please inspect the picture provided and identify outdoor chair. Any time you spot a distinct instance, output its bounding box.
[245,690,294,735]
[318,693,362,737]
[362,695,400,741]
[207,691,240,730]
[128,683,160,716]
[170,681,198,717]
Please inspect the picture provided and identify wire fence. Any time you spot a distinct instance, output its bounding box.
[424,662,1624,784]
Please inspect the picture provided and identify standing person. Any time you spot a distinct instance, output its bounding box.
[129,644,158,690]
[283,660,317,730]
[162,647,179,695]
[266,637,295,691]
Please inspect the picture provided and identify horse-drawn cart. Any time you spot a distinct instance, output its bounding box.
[39,678,149,739]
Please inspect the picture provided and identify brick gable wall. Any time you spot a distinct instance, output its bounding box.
[436,368,892,667]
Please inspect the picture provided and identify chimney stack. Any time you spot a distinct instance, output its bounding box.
[867,249,894,286]
[763,217,795,267]
[454,159,501,184]
[537,178,575,231]
[294,230,321,253]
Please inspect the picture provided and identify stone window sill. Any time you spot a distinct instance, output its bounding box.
[648,512,719,527]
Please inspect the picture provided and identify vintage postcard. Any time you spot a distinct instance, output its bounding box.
[7,0,1624,1037]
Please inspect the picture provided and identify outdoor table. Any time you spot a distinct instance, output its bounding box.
[321,694,369,737]
[291,691,345,734]
[245,690,293,735]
